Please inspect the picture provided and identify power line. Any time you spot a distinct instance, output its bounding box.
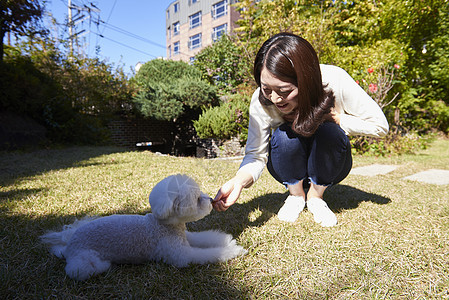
[98,20,192,58]
[53,1,172,60]
[100,21,166,49]
[101,0,117,35]
[93,31,158,58]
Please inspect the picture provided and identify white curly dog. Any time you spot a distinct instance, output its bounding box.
[40,174,247,281]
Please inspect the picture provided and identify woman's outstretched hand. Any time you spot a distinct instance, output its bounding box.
[212,179,243,211]
[212,172,254,212]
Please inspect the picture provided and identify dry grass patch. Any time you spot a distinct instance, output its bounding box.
[1,140,449,299]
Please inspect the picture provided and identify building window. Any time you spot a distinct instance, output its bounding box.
[173,22,180,35]
[167,26,171,39]
[166,9,170,19]
[189,0,198,4]
[168,45,171,58]
[173,41,180,55]
[212,23,227,42]
[212,0,228,19]
[174,2,179,13]
[189,11,202,29]
[188,33,202,50]
[189,56,195,64]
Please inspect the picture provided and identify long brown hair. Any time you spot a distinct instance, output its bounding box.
[254,32,335,137]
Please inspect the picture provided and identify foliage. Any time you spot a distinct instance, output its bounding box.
[350,130,433,157]
[232,0,339,84]
[348,60,405,129]
[354,64,401,110]
[208,0,449,155]
[375,0,449,133]
[2,33,135,145]
[0,53,110,145]
[194,93,249,144]
[59,57,135,120]
[193,35,248,94]
[0,0,43,60]
[17,35,137,120]
[0,53,66,122]
[133,59,219,121]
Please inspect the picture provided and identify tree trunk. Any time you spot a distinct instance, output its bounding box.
[0,30,4,62]
[0,20,4,62]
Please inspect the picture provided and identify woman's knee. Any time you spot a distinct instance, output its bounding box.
[314,122,349,150]
[271,124,305,152]
[271,124,292,147]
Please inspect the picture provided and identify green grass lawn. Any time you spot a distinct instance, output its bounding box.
[1,139,448,299]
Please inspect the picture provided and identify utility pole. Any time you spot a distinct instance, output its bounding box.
[67,0,100,57]
[68,0,73,56]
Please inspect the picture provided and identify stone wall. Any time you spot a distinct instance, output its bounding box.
[196,137,244,158]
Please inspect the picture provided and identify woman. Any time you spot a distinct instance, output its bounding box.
[212,33,388,227]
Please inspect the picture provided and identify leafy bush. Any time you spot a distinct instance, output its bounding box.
[133,59,219,121]
[0,55,78,142]
[226,0,448,157]
[0,55,64,118]
[193,35,248,94]
[350,129,433,156]
[194,94,249,143]
[1,44,130,146]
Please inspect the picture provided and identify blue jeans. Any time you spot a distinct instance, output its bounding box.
[267,122,352,188]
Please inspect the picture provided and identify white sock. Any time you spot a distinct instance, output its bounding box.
[307,198,337,227]
[277,195,305,222]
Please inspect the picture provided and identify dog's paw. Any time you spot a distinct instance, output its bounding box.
[225,236,236,246]
[233,243,248,256]
[219,241,247,260]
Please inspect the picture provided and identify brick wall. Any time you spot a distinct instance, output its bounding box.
[108,118,244,158]
[108,118,175,150]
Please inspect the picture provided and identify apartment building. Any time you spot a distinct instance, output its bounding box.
[165,0,240,62]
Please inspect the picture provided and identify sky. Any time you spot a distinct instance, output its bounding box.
[45,0,174,74]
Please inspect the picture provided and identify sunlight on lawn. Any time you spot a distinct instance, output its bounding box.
[1,140,448,298]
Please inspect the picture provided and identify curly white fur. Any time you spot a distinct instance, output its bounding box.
[40,174,247,281]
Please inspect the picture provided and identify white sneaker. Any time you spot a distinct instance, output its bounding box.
[277,195,306,222]
[307,198,337,227]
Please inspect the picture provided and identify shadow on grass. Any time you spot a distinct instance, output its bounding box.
[0,146,126,187]
[200,184,391,237]
[1,211,252,299]
[325,184,391,211]
[0,188,46,203]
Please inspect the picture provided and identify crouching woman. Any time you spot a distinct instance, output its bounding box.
[212,32,389,227]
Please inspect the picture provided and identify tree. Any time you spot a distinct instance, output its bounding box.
[0,0,43,61]
[193,35,248,94]
[377,0,449,132]
[133,59,219,122]
[233,0,339,67]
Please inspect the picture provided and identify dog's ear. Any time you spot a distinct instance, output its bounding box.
[149,175,177,219]
[174,174,200,201]
[149,174,201,220]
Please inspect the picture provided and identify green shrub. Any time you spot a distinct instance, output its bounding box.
[350,128,433,156]
[0,56,65,119]
[194,94,249,144]
[0,50,116,146]
[133,59,219,121]
[193,35,248,94]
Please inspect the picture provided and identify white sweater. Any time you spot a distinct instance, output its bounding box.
[238,64,389,183]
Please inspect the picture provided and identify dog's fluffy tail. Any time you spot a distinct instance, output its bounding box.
[40,216,98,258]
